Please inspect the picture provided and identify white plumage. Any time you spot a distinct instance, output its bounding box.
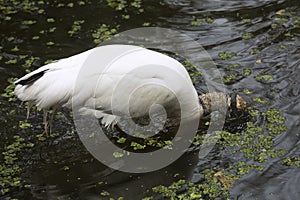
[14,48,92,109]
[14,45,201,132]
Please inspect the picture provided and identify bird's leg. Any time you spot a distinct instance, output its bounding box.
[48,107,58,134]
[42,109,49,137]
[26,101,34,119]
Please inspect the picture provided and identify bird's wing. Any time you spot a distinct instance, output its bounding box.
[14,48,93,109]
[78,47,199,124]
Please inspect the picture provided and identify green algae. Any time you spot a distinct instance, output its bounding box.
[222,74,237,83]
[0,135,34,195]
[219,52,236,60]
[106,0,143,13]
[256,75,273,82]
[92,24,118,44]
[227,63,240,69]
[113,151,124,158]
[150,170,231,200]
[250,49,261,55]
[191,16,203,25]
[1,78,17,102]
[243,69,251,76]
[47,18,55,23]
[130,141,146,150]
[242,32,252,40]
[283,156,300,168]
[146,107,287,199]
[253,97,268,104]
[68,20,85,36]
[5,59,18,65]
[206,17,214,23]
[116,137,127,144]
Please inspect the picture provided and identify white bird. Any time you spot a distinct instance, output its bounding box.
[14,45,246,135]
[14,45,198,134]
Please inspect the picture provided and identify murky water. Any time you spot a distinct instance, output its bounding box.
[0,0,299,199]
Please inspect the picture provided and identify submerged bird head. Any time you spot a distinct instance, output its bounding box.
[198,92,247,117]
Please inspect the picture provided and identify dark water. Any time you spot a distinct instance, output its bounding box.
[0,0,299,199]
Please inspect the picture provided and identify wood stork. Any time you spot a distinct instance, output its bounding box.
[14,45,246,135]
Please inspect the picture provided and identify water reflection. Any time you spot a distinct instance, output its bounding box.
[25,143,199,199]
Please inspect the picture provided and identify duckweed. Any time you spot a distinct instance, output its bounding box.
[19,120,31,129]
[253,97,268,104]
[274,17,288,23]
[250,49,261,55]
[57,3,64,7]
[116,137,126,143]
[5,59,18,65]
[2,78,17,102]
[256,74,273,81]
[0,135,34,195]
[142,22,150,26]
[100,190,110,196]
[32,35,40,40]
[47,18,55,23]
[283,157,300,168]
[243,69,251,76]
[240,18,251,23]
[242,32,252,40]
[278,45,286,50]
[7,36,15,42]
[107,0,127,11]
[183,107,286,198]
[227,63,240,69]
[249,108,259,117]
[271,23,278,29]
[22,20,36,25]
[23,56,40,68]
[151,169,232,199]
[44,59,54,64]
[92,24,118,44]
[130,141,146,150]
[107,0,143,13]
[67,3,74,8]
[223,74,236,83]
[46,41,55,46]
[11,46,19,52]
[206,17,214,23]
[122,14,130,19]
[78,1,86,6]
[191,16,203,25]
[265,108,285,124]
[113,151,124,158]
[48,27,56,33]
[68,20,85,36]
[219,52,236,60]
[131,0,142,9]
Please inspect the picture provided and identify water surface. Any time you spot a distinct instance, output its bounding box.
[0,0,299,199]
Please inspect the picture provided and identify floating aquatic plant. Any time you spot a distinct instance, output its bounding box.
[68,20,85,36]
[92,24,118,44]
[0,135,34,195]
[219,52,237,60]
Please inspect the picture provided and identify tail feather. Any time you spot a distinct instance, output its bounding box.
[14,63,78,109]
[14,48,92,109]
